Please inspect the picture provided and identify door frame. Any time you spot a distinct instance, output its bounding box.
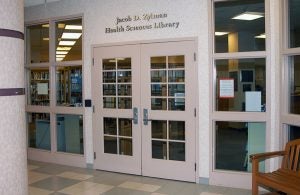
[91,37,199,183]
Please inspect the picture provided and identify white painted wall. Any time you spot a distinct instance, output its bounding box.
[25,0,210,179]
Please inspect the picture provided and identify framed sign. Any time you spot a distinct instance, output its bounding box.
[219,78,234,98]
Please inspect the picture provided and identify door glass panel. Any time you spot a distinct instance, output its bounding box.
[102,58,132,109]
[151,120,186,161]
[117,58,131,69]
[104,118,117,135]
[169,142,185,161]
[151,98,167,110]
[118,84,132,96]
[119,118,132,136]
[169,98,185,111]
[169,121,185,140]
[152,141,167,160]
[150,56,185,111]
[151,84,167,96]
[152,120,167,139]
[103,97,116,108]
[151,71,167,82]
[168,70,185,82]
[104,136,117,154]
[119,138,132,155]
[103,117,132,156]
[103,72,116,83]
[151,56,166,69]
[103,59,116,70]
[168,84,185,96]
[103,84,116,96]
[168,55,184,68]
[118,98,132,109]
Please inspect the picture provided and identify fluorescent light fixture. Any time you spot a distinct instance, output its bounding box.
[43,37,49,41]
[56,51,68,55]
[108,58,125,63]
[58,40,76,46]
[58,23,65,29]
[232,12,264,21]
[56,58,64,61]
[42,24,49,28]
[56,47,71,51]
[65,25,82,30]
[215,32,229,36]
[61,32,82,39]
[255,33,266,39]
[56,55,66,58]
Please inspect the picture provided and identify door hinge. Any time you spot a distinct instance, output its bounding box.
[93,105,95,113]
[194,108,196,117]
[194,52,196,61]
[94,152,96,159]
[92,58,95,66]
[195,163,197,171]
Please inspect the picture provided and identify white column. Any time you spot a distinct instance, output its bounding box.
[0,1,27,195]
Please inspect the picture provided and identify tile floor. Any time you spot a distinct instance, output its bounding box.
[28,161,252,195]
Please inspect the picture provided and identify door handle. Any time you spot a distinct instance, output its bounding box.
[132,107,138,124]
[143,108,152,125]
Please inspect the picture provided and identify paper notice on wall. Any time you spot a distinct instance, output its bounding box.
[37,83,48,95]
[219,78,234,98]
[245,91,261,112]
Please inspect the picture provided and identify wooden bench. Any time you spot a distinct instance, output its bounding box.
[250,139,300,195]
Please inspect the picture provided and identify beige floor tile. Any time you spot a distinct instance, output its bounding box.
[28,165,40,170]
[28,171,51,184]
[28,186,54,195]
[151,193,168,195]
[59,181,113,195]
[119,181,161,192]
[57,171,93,181]
[200,192,223,195]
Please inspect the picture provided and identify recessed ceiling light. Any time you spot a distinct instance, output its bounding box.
[255,33,266,39]
[42,24,49,28]
[65,25,82,30]
[232,12,264,21]
[61,32,82,39]
[56,58,64,61]
[43,37,49,41]
[56,54,66,58]
[58,41,76,46]
[56,51,68,55]
[215,32,229,36]
[56,47,72,51]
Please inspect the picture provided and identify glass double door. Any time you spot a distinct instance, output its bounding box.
[92,40,197,182]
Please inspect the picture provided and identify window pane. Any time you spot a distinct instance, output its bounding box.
[28,68,50,106]
[289,0,300,48]
[56,66,82,107]
[56,18,82,61]
[216,58,266,112]
[56,114,83,154]
[28,113,50,150]
[289,56,300,114]
[215,121,265,172]
[27,23,49,63]
[214,0,265,53]
[288,125,300,141]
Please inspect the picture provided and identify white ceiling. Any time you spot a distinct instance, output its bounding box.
[24,0,61,7]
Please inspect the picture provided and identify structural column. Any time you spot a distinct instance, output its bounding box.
[0,1,27,194]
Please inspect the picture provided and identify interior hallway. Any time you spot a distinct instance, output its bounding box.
[28,161,252,195]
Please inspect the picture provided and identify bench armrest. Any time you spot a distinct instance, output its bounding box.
[250,151,285,175]
[250,151,285,162]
